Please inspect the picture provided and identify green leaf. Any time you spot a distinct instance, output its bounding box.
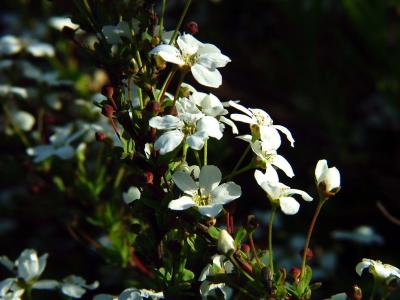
[208,226,220,240]
[178,268,195,282]
[234,228,247,246]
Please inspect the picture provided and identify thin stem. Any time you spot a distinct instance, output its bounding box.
[113,166,125,189]
[157,67,177,103]
[268,205,278,275]
[194,150,202,167]
[169,0,192,45]
[159,0,167,38]
[203,140,208,166]
[370,277,377,300]
[181,142,189,162]
[249,232,262,268]
[300,198,327,278]
[231,144,250,174]
[25,285,32,300]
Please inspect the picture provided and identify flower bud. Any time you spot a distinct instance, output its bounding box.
[300,248,314,261]
[291,267,301,280]
[95,131,106,142]
[241,244,250,256]
[101,85,114,100]
[102,104,114,118]
[146,100,161,114]
[185,21,199,34]
[218,229,235,254]
[144,171,154,185]
[315,159,341,197]
[347,285,362,300]
[245,215,259,232]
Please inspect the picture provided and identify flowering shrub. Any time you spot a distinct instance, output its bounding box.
[1,1,399,299]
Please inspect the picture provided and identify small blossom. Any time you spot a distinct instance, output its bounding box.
[16,249,48,282]
[217,230,235,254]
[48,17,79,31]
[199,255,234,299]
[94,288,164,300]
[150,33,231,88]
[0,278,24,300]
[149,98,223,155]
[102,19,140,45]
[60,275,98,299]
[0,35,54,57]
[356,258,400,280]
[229,101,294,148]
[315,159,341,197]
[254,168,312,215]
[168,165,241,217]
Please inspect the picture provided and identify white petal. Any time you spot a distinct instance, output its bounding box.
[217,229,235,253]
[49,17,79,31]
[93,294,117,300]
[288,189,313,202]
[254,170,266,187]
[149,115,181,130]
[102,25,122,44]
[54,145,75,160]
[0,256,14,271]
[150,44,185,65]
[38,253,48,277]
[315,159,328,184]
[172,171,198,195]
[199,165,222,194]
[0,35,22,55]
[356,259,372,276]
[191,64,222,88]
[230,113,255,125]
[236,134,252,143]
[219,116,238,134]
[32,280,59,290]
[228,101,253,117]
[265,166,279,183]
[154,130,184,154]
[13,111,35,131]
[187,131,208,150]
[274,125,295,147]
[122,186,141,204]
[199,264,212,281]
[271,155,294,178]
[119,289,142,300]
[177,33,200,56]
[26,43,55,57]
[211,182,241,204]
[17,249,40,281]
[325,167,341,192]
[279,197,300,215]
[197,43,222,55]
[197,52,231,69]
[260,126,281,150]
[198,204,223,217]
[168,196,196,211]
[61,283,86,298]
[197,116,223,140]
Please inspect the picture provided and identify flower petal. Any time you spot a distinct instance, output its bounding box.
[172,171,198,195]
[154,130,184,154]
[324,167,341,193]
[26,43,55,57]
[33,280,60,290]
[211,182,241,204]
[198,204,223,217]
[187,131,208,150]
[260,126,281,150]
[149,115,181,130]
[254,170,266,187]
[315,159,328,184]
[271,155,294,178]
[191,64,222,88]
[168,196,196,211]
[199,165,222,194]
[356,259,372,276]
[198,52,231,69]
[197,116,223,140]
[219,116,238,134]
[122,186,141,204]
[288,189,313,202]
[230,113,255,125]
[177,33,200,56]
[274,125,295,147]
[150,44,185,65]
[279,197,300,215]
[228,101,253,117]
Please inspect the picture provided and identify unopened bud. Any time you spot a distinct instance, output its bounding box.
[290,267,301,280]
[151,36,161,47]
[95,131,106,142]
[347,285,362,300]
[146,100,161,114]
[144,171,154,185]
[217,229,235,254]
[205,218,216,227]
[101,85,114,99]
[102,104,114,117]
[29,184,41,194]
[246,215,259,232]
[241,244,250,256]
[185,21,199,35]
[315,159,341,197]
[300,248,314,261]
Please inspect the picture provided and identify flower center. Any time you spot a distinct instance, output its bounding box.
[193,192,211,206]
[253,111,272,126]
[182,53,199,66]
[182,123,196,135]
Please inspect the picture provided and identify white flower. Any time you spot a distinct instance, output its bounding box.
[123,186,141,204]
[0,35,22,56]
[0,85,28,99]
[199,255,234,300]
[0,278,24,300]
[190,91,238,134]
[149,98,223,155]
[102,19,140,45]
[16,249,48,282]
[315,159,341,197]
[229,101,294,148]
[48,17,79,31]
[27,124,87,163]
[0,35,54,57]
[94,288,164,300]
[168,165,241,217]
[60,275,98,299]
[356,258,400,280]
[250,140,294,178]
[332,226,384,245]
[150,33,231,88]
[11,111,35,132]
[217,230,235,254]
[254,168,312,215]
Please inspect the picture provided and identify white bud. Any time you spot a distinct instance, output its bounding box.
[315,159,341,197]
[217,230,235,254]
